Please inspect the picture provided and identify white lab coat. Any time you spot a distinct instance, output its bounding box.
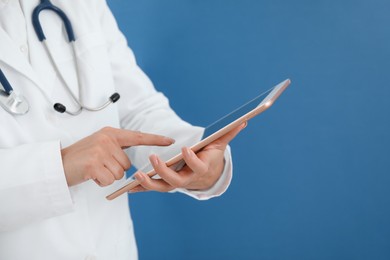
[0,1,233,259]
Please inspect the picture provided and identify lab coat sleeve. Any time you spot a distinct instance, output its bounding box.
[96,1,233,199]
[0,141,73,231]
[172,147,233,200]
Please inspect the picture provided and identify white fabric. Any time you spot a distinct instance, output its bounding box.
[0,0,233,259]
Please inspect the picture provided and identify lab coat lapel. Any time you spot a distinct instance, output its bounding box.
[0,26,45,91]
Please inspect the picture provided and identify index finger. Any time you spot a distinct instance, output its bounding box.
[106,128,175,148]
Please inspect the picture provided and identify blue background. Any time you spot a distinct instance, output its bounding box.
[109,1,390,259]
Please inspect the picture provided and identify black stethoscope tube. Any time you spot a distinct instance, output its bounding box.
[0,68,13,94]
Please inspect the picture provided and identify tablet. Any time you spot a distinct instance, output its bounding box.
[106,78,291,200]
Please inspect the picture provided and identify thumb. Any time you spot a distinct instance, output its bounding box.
[207,121,247,150]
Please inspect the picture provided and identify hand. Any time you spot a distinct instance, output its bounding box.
[61,127,175,187]
[130,122,247,193]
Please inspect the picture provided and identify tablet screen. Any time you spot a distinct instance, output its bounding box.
[202,88,273,139]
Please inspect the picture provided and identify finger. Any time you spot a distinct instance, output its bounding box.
[103,158,125,180]
[105,128,175,148]
[209,121,247,150]
[128,185,148,194]
[181,147,208,175]
[94,167,116,186]
[93,179,102,186]
[149,154,194,188]
[134,172,174,192]
[112,150,131,171]
[101,134,132,171]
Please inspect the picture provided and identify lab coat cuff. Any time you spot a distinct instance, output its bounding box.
[175,146,233,200]
[45,141,74,216]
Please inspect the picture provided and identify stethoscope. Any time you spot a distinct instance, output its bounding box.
[0,0,120,116]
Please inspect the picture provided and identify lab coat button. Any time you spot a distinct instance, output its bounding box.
[85,255,97,260]
[20,45,28,53]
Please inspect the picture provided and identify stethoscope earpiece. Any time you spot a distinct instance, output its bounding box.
[53,93,120,115]
[110,93,120,103]
[53,103,66,113]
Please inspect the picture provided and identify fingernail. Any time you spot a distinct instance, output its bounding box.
[184,147,193,157]
[164,137,176,145]
[135,173,144,182]
[242,121,248,129]
[150,154,159,166]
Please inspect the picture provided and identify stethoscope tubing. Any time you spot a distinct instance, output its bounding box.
[0,0,120,116]
[32,0,75,42]
[0,69,30,115]
[34,0,120,115]
[0,68,13,94]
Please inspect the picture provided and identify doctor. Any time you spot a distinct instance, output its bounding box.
[0,0,244,259]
